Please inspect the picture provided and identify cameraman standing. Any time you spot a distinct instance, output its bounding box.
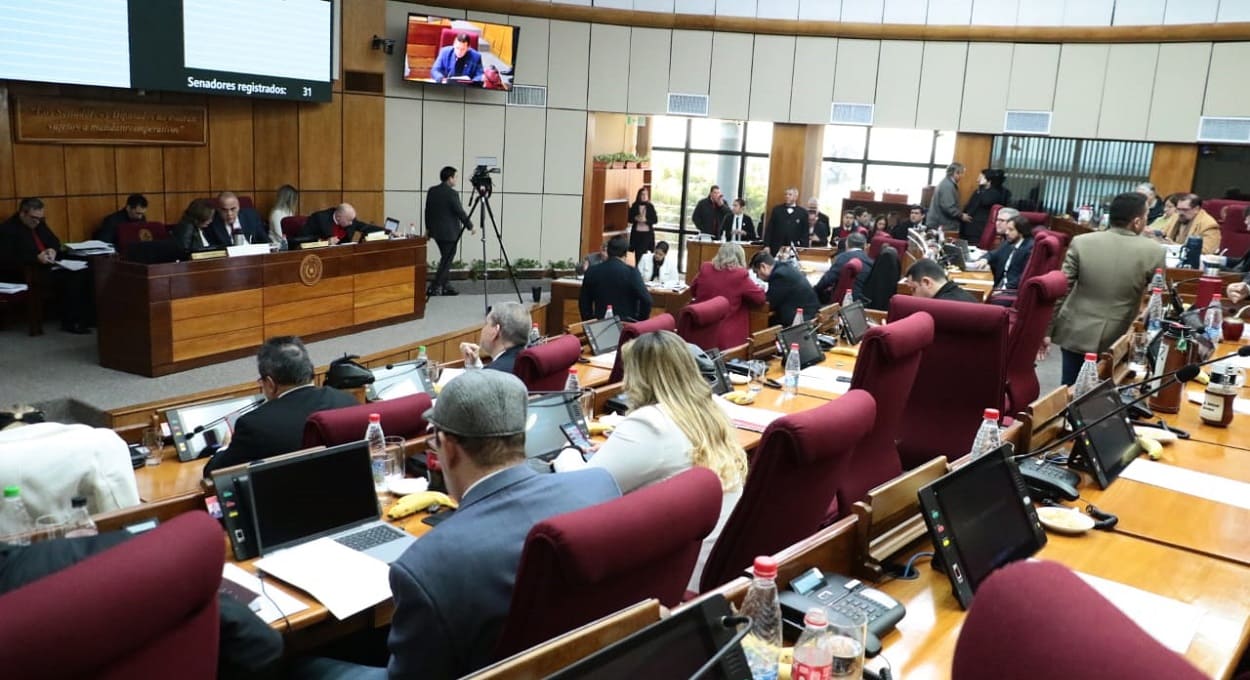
[426,166,475,296]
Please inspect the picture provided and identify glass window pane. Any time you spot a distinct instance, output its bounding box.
[819,161,864,214]
[823,125,868,159]
[745,121,773,155]
[650,150,685,227]
[650,115,688,148]
[685,153,741,225]
[933,130,955,165]
[689,118,744,151]
[741,156,770,220]
[868,128,937,163]
[864,165,932,204]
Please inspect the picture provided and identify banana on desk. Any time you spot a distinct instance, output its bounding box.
[387,490,457,519]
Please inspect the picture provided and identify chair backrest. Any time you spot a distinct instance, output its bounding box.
[699,390,876,592]
[1015,231,1065,289]
[849,190,876,201]
[0,512,222,678]
[515,334,582,392]
[860,246,901,312]
[980,205,1049,251]
[676,296,731,351]
[839,312,935,517]
[302,392,432,447]
[831,257,864,304]
[887,296,1010,470]
[882,192,908,204]
[494,467,723,659]
[439,27,480,50]
[1004,271,1069,415]
[608,313,676,383]
[116,222,170,257]
[952,560,1207,680]
[868,233,908,260]
[280,215,308,238]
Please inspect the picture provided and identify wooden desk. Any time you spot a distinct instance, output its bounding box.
[134,454,207,502]
[546,278,690,338]
[683,239,835,286]
[94,239,427,376]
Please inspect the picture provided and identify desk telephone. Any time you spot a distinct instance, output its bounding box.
[778,568,906,658]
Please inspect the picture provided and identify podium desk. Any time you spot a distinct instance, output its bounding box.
[546,278,690,338]
[94,239,427,376]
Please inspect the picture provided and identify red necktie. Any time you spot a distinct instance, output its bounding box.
[31,229,46,253]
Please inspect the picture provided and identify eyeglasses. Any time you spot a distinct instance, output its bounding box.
[425,424,443,452]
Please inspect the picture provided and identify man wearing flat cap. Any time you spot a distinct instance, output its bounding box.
[384,370,620,678]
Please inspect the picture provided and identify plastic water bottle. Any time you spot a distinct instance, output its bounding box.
[739,556,783,680]
[792,608,834,680]
[1204,294,1224,344]
[1073,353,1100,398]
[64,496,98,538]
[1151,267,1166,291]
[0,486,34,546]
[792,307,805,327]
[970,408,1002,458]
[564,366,581,393]
[528,323,542,346]
[1145,287,1164,334]
[365,414,387,492]
[841,289,854,307]
[603,304,614,320]
[783,343,801,398]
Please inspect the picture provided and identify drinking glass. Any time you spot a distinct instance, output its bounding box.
[1223,318,1245,342]
[35,514,66,542]
[1131,331,1149,365]
[747,360,767,397]
[384,436,406,486]
[425,360,443,387]
[578,388,596,424]
[828,608,866,678]
[143,428,163,467]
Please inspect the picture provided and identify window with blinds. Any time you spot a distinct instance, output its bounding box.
[989,136,1154,214]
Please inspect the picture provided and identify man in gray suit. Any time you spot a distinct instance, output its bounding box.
[425,166,475,296]
[926,162,966,232]
[1045,192,1166,385]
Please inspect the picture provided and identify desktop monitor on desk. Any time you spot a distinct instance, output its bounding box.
[584,316,623,356]
[525,391,590,463]
[1066,379,1143,489]
[165,394,264,462]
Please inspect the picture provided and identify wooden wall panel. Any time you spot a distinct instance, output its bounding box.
[341,0,387,75]
[120,193,166,223]
[302,191,344,215]
[342,95,385,191]
[66,195,120,242]
[115,147,165,194]
[1149,144,1198,196]
[342,191,384,223]
[299,94,344,191]
[765,123,813,222]
[12,144,66,198]
[208,98,255,192]
[164,192,205,225]
[0,84,14,200]
[252,100,301,202]
[64,146,117,196]
[35,197,68,241]
[952,133,994,206]
[162,145,211,193]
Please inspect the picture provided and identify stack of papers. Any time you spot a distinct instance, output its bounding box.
[0,282,28,294]
[1120,458,1250,511]
[1075,570,1201,654]
[63,240,115,255]
[221,563,308,624]
[254,538,393,620]
[53,259,88,271]
[714,396,785,433]
[586,351,616,370]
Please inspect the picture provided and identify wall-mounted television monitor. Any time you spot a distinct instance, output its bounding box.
[403,14,519,90]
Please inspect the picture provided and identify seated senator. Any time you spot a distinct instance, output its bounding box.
[906,258,979,303]
[430,33,485,83]
[459,301,531,373]
[985,213,1034,292]
[579,235,653,321]
[208,191,266,245]
[814,232,873,304]
[302,203,373,245]
[172,199,227,253]
[751,249,821,327]
[93,193,148,245]
[202,336,357,477]
[0,197,95,333]
[637,240,680,285]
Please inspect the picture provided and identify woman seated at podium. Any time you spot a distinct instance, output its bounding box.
[171,199,226,252]
[637,240,680,285]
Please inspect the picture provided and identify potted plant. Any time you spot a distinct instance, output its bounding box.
[514,257,544,279]
[610,153,627,169]
[639,154,650,169]
[547,258,577,278]
[624,153,638,169]
[593,153,612,170]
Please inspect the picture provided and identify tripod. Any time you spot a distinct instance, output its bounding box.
[465,177,523,315]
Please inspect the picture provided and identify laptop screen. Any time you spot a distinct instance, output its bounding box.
[384,217,400,233]
[584,317,623,355]
[525,391,586,460]
[248,441,379,554]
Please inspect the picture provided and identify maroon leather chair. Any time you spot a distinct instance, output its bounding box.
[302,392,433,448]
[494,467,722,659]
[115,221,170,258]
[831,257,864,304]
[677,296,732,351]
[988,229,1066,308]
[1206,200,1250,259]
[0,512,222,678]
[699,390,876,592]
[608,313,676,383]
[515,334,582,392]
[1003,271,1068,415]
[953,560,1207,680]
[280,215,308,239]
[834,311,935,519]
[979,205,1049,251]
[868,233,908,260]
[438,28,480,51]
[887,296,1010,470]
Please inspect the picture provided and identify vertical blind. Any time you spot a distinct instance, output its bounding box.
[990,136,1154,214]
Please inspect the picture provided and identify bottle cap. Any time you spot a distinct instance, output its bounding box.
[569,367,578,374]
[419,345,427,351]
[1151,287,1161,293]
[1084,352,1097,361]
[752,556,778,579]
[790,343,800,349]
[1212,294,1222,301]
[71,496,87,508]
[803,607,829,628]
[3,485,18,498]
[983,408,1000,420]
[796,308,803,313]
[368,413,381,423]
[1156,267,1163,272]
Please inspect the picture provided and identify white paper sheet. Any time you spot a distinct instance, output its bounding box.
[222,563,309,624]
[64,240,113,251]
[1075,571,1202,654]
[254,538,393,620]
[714,396,786,433]
[1186,390,1250,414]
[586,351,616,370]
[435,367,465,389]
[53,259,87,271]
[0,282,28,293]
[798,365,853,395]
[1119,458,1250,511]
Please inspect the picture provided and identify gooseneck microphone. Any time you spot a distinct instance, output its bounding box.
[191,398,263,436]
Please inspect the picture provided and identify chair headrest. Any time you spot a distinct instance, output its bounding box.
[1025,270,1069,302]
[522,334,581,374]
[844,257,864,276]
[861,311,934,361]
[890,295,1010,334]
[684,296,730,325]
[622,313,676,343]
[765,390,875,465]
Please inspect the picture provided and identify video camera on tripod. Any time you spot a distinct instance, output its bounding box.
[471,157,501,196]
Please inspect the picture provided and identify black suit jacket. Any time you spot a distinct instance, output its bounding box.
[209,207,267,244]
[578,257,653,321]
[765,261,821,327]
[201,385,358,477]
[808,216,832,247]
[425,183,473,242]
[301,207,375,242]
[986,236,1034,291]
[486,344,523,374]
[93,209,137,245]
[692,198,729,237]
[172,218,229,253]
[0,214,61,268]
[720,213,756,241]
[934,280,980,303]
[766,204,806,254]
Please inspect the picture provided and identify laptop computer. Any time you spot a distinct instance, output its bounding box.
[383,217,400,234]
[584,316,623,357]
[245,441,416,563]
[525,391,589,472]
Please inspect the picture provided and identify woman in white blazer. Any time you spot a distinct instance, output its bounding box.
[636,240,681,285]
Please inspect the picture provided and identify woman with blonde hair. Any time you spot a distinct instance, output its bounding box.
[268,184,300,246]
[689,242,766,349]
[555,330,747,589]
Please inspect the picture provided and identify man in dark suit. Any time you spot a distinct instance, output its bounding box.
[906,258,979,303]
[719,197,756,242]
[302,203,371,246]
[93,193,147,245]
[202,336,356,477]
[208,192,266,245]
[814,232,873,303]
[0,197,94,333]
[425,166,475,296]
[891,205,925,240]
[692,185,729,238]
[927,162,966,231]
[579,235,652,321]
[751,249,820,327]
[766,187,806,254]
[805,198,832,247]
[985,214,1034,292]
[429,32,485,83]
[458,301,531,374]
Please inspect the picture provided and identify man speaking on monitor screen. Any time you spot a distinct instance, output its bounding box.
[426,166,475,296]
[431,33,484,83]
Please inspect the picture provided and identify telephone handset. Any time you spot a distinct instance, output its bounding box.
[777,568,906,658]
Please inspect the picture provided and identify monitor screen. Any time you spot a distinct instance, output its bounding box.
[524,391,585,460]
[839,302,870,345]
[585,317,623,355]
[403,15,519,90]
[248,441,379,553]
[778,323,824,369]
[1068,380,1142,488]
[368,361,432,401]
[165,394,264,461]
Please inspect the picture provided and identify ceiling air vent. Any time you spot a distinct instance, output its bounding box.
[831,102,874,126]
[507,85,547,107]
[1198,116,1250,143]
[1004,110,1053,135]
[667,93,709,117]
